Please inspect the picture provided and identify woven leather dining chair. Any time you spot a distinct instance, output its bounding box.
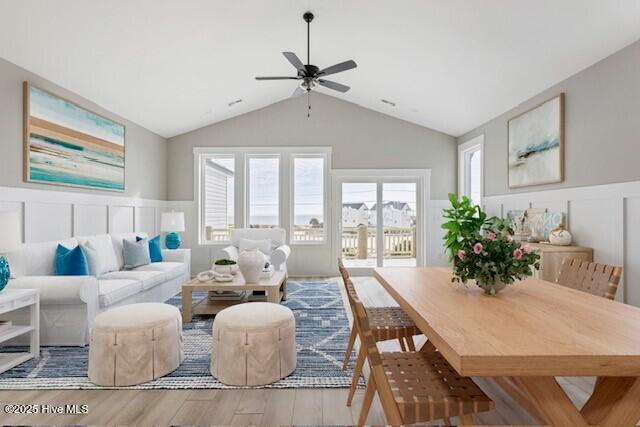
[352,298,494,426]
[337,258,420,406]
[556,257,622,300]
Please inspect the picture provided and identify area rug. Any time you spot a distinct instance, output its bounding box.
[0,279,362,389]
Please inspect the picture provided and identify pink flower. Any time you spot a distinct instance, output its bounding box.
[473,243,483,254]
[523,244,532,254]
[487,232,496,241]
[506,235,514,242]
[457,249,465,260]
[513,248,523,259]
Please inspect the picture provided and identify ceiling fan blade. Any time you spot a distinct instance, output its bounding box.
[317,60,357,77]
[318,79,350,93]
[255,76,299,80]
[283,52,305,72]
[291,86,306,98]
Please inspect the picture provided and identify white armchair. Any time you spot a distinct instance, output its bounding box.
[214,228,291,275]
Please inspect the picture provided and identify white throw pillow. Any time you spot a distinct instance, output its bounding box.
[238,238,271,255]
[77,235,118,274]
[80,241,102,278]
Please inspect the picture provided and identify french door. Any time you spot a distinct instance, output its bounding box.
[332,170,429,275]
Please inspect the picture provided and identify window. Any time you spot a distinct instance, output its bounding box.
[201,155,235,242]
[292,156,326,242]
[247,156,280,228]
[458,135,484,206]
[195,147,330,245]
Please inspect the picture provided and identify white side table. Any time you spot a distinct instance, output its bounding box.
[0,288,39,374]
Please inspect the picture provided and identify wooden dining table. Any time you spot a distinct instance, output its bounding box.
[374,267,640,427]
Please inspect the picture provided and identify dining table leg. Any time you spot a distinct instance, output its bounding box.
[499,377,588,426]
[498,376,640,427]
[580,376,640,427]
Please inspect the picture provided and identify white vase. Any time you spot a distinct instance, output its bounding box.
[549,224,572,246]
[238,249,265,284]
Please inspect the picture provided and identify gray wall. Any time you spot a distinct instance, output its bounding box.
[459,39,640,196]
[167,93,457,200]
[0,57,168,200]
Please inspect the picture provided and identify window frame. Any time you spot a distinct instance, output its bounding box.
[290,152,329,245]
[458,135,484,206]
[245,153,282,229]
[194,146,331,246]
[199,154,236,244]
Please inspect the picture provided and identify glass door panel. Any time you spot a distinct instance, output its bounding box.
[382,183,417,266]
[341,183,377,268]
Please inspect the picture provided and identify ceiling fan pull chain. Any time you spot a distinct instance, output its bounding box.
[307,92,311,118]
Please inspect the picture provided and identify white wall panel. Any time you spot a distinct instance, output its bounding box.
[136,207,157,236]
[625,197,640,306]
[24,202,72,243]
[0,201,24,243]
[74,204,108,236]
[108,206,134,234]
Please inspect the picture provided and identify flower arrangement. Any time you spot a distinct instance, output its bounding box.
[442,194,540,295]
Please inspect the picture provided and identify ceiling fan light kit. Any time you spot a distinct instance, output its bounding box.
[255,11,357,117]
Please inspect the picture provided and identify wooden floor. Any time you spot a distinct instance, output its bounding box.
[0,276,601,425]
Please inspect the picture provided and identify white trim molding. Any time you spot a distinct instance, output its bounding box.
[458,134,484,203]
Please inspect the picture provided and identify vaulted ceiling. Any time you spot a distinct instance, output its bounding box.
[1,0,639,138]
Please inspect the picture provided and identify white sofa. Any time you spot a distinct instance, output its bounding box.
[214,228,291,275]
[5,232,190,346]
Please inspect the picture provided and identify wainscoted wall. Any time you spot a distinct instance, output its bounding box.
[482,180,640,306]
[0,186,170,244]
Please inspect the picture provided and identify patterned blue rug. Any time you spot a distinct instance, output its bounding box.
[0,279,362,389]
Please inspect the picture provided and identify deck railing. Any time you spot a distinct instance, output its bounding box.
[206,225,416,260]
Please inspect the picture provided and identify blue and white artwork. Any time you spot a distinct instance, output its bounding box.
[508,94,563,188]
[25,83,125,191]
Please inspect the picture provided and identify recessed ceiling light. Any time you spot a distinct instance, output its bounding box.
[381,99,396,107]
[228,99,242,107]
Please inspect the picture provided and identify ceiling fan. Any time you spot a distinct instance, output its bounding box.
[255,11,357,99]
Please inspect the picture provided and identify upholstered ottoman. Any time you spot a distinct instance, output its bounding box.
[211,302,296,386]
[88,303,184,386]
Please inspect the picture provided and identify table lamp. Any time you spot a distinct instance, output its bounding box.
[161,212,185,249]
[0,211,21,291]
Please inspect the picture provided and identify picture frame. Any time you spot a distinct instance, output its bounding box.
[508,93,564,188]
[23,81,126,192]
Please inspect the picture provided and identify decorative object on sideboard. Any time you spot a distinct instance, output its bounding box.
[161,212,185,249]
[238,248,266,284]
[212,259,238,275]
[506,208,565,243]
[508,93,564,188]
[0,211,22,292]
[506,209,530,242]
[23,82,126,192]
[549,224,573,246]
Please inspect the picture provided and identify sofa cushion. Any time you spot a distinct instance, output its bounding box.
[76,234,118,274]
[231,228,285,248]
[123,238,151,269]
[133,262,186,280]
[7,237,78,277]
[99,270,167,290]
[98,279,143,307]
[55,244,89,276]
[239,238,271,255]
[111,233,148,271]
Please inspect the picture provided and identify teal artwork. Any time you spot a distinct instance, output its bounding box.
[24,84,125,192]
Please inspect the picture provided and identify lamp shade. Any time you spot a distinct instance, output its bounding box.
[0,211,22,253]
[161,212,185,232]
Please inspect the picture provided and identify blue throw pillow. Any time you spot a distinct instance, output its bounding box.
[55,244,89,276]
[124,238,151,269]
[137,235,163,263]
